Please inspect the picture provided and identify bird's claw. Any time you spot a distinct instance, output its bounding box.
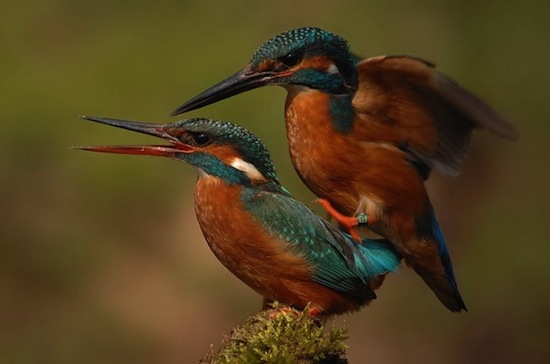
[266,305,322,319]
[315,198,370,242]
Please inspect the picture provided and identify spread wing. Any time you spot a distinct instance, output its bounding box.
[352,55,517,177]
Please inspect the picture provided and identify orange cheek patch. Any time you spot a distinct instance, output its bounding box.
[205,145,243,165]
[256,56,334,74]
[256,59,277,72]
[298,56,334,72]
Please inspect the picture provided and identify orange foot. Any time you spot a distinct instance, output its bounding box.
[267,305,322,319]
[267,306,296,319]
[307,306,323,317]
[315,198,373,242]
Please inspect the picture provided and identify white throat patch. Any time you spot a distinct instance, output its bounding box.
[327,63,340,74]
[230,158,265,181]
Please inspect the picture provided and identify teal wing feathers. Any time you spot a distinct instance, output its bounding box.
[241,187,401,299]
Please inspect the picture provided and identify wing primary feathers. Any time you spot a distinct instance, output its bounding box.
[434,73,518,141]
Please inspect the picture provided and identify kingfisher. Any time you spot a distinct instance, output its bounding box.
[170,27,518,312]
[77,115,401,316]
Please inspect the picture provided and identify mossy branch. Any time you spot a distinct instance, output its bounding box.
[200,303,349,364]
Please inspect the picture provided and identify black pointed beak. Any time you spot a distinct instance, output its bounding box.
[171,65,279,116]
[75,116,195,157]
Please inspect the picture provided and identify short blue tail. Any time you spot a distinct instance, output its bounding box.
[432,218,460,292]
[354,238,401,278]
[429,217,467,312]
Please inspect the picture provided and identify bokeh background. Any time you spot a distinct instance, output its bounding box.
[1,1,549,363]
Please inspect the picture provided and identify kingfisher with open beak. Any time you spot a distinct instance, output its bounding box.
[77,116,401,316]
[170,27,518,312]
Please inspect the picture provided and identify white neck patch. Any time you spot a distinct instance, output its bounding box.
[327,63,340,74]
[230,157,265,181]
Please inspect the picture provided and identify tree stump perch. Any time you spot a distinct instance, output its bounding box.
[200,303,349,363]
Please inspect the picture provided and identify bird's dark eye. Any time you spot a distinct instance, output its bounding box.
[278,52,302,67]
[190,132,212,146]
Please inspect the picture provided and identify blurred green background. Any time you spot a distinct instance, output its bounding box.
[1,0,548,363]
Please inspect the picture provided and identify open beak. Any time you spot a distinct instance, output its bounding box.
[171,65,281,116]
[75,116,195,157]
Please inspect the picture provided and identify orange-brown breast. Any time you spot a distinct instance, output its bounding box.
[284,88,429,237]
[193,176,367,314]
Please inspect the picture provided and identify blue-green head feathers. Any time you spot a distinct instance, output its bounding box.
[241,190,400,299]
[250,27,359,93]
[170,118,280,186]
[251,27,350,65]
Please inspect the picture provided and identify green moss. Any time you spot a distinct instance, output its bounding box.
[201,304,348,364]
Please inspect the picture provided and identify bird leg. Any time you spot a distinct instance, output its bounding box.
[306,306,323,317]
[315,198,372,241]
[270,306,321,317]
[264,302,323,320]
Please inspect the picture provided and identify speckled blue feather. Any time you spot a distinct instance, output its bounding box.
[250,27,359,127]
[172,118,279,183]
[241,188,400,299]
[251,27,350,65]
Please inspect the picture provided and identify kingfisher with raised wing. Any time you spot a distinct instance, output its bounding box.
[171,27,518,312]
[77,116,400,316]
